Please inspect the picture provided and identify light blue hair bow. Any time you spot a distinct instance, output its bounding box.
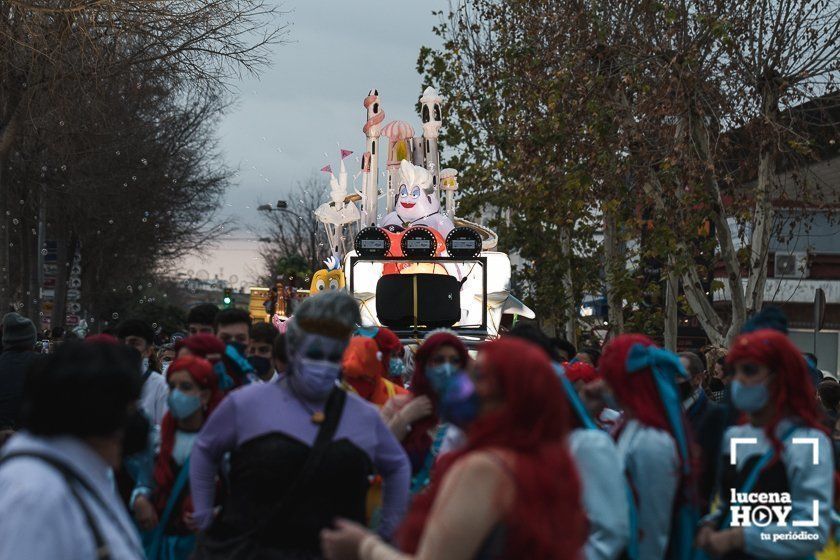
[625,344,691,475]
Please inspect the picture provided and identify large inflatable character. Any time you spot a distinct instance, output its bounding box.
[380,160,454,236]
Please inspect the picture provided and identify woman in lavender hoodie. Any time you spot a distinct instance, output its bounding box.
[190,291,411,559]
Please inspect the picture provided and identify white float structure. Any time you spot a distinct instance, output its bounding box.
[312,88,534,337]
[362,89,384,226]
[420,86,443,188]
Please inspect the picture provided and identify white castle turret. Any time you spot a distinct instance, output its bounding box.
[420,86,443,188]
[360,152,372,226]
[440,168,458,218]
[363,89,384,223]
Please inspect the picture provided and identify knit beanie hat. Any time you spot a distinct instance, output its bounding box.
[2,312,37,350]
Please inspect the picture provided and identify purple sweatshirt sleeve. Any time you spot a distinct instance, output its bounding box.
[190,394,238,530]
[373,413,411,540]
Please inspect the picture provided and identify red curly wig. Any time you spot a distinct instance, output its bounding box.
[727,329,827,448]
[599,334,671,432]
[398,338,587,559]
[153,356,224,514]
[600,333,699,507]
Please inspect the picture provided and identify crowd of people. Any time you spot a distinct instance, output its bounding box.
[0,294,837,560]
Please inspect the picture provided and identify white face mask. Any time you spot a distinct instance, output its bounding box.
[161,361,170,376]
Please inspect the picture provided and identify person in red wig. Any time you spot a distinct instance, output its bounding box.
[696,329,833,558]
[133,356,223,560]
[380,330,470,493]
[321,337,587,560]
[342,337,407,408]
[374,327,405,385]
[356,326,407,386]
[174,334,225,363]
[506,324,629,560]
[565,360,622,429]
[600,334,698,560]
[174,334,238,391]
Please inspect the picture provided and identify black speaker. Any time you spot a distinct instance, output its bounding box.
[376,274,461,329]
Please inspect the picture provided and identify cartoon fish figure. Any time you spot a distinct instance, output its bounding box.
[381,160,454,236]
[310,255,346,293]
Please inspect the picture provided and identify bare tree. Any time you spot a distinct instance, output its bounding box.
[3,60,234,323]
[256,175,331,288]
[0,0,288,312]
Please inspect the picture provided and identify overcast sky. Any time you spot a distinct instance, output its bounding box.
[173,0,446,286]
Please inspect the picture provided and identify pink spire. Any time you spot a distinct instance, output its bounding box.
[320,164,332,174]
[340,149,353,159]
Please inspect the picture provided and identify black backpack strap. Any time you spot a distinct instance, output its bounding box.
[0,452,112,560]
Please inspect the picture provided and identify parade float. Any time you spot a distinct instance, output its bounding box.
[309,87,533,341]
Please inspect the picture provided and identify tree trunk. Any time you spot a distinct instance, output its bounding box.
[744,89,779,316]
[0,164,8,313]
[559,226,577,345]
[51,235,72,329]
[664,268,679,351]
[687,114,745,344]
[20,216,34,320]
[0,98,21,314]
[603,208,625,333]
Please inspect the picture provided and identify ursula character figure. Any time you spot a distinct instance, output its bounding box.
[380,161,454,237]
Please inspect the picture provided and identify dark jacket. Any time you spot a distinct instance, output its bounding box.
[686,390,731,514]
[0,349,40,429]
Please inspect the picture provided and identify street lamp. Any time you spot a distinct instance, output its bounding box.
[257,201,318,270]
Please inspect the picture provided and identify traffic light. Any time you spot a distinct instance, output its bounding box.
[222,287,233,308]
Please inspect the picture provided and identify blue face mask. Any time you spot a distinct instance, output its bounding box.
[439,371,480,429]
[356,326,380,338]
[288,333,346,401]
[731,379,769,413]
[426,363,458,395]
[167,389,202,420]
[290,358,340,400]
[389,357,406,378]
